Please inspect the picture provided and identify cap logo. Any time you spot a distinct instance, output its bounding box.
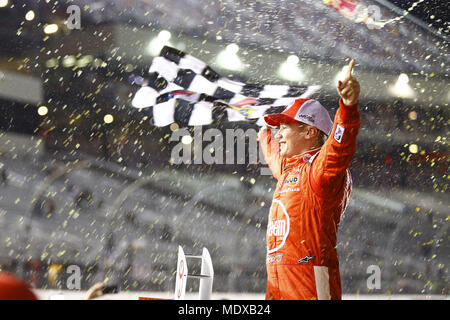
[298,113,315,123]
[302,153,312,162]
[334,124,345,143]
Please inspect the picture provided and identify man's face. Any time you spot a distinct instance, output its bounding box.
[275,122,307,158]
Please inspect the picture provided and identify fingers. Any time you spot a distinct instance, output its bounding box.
[257,126,267,140]
[338,79,358,95]
[338,84,360,102]
[340,87,353,97]
[342,84,360,97]
[346,59,355,80]
[94,282,105,290]
[337,59,359,103]
[338,60,359,105]
[85,282,105,300]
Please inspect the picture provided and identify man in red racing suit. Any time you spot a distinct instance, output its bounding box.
[259,60,361,300]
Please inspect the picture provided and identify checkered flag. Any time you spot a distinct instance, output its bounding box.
[131,46,321,127]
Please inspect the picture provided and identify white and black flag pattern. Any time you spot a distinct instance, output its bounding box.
[131,46,321,127]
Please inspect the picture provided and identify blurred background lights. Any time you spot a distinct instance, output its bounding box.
[147,30,172,56]
[389,73,416,98]
[286,55,299,65]
[226,43,239,54]
[124,64,135,72]
[278,54,305,82]
[169,123,179,132]
[158,30,171,42]
[43,24,59,34]
[408,110,418,120]
[92,58,107,68]
[103,114,114,124]
[0,0,8,8]
[408,144,419,154]
[45,58,58,68]
[216,43,244,71]
[398,73,409,83]
[77,55,93,68]
[25,10,35,21]
[37,106,48,116]
[62,55,76,68]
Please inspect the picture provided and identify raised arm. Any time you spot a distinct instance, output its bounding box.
[310,59,361,196]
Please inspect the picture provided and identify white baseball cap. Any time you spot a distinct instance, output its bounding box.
[264,98,333,135]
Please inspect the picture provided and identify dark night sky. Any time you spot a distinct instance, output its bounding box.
[385,0,449,33]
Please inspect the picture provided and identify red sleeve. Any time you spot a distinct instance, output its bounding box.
[258,127,283,180]
[309,98,360,196]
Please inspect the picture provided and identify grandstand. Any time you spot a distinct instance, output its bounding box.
[0,128,447,296]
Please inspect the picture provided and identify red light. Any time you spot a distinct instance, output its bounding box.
[384,155,393,165]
